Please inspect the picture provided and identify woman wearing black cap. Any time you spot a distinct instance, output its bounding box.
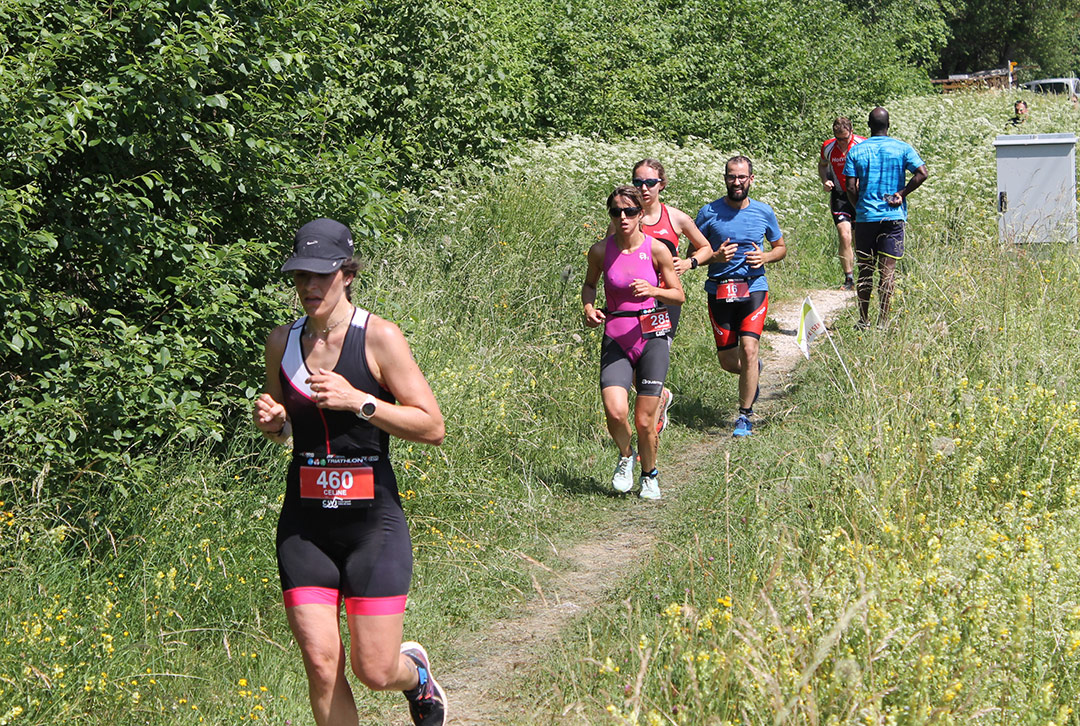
[253,218,447,726]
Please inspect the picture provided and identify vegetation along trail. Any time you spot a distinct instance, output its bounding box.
[388,290,853,725]
[9,84,1080,724]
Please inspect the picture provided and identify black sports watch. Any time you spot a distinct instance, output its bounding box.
[689,257,699,270]
[356,395,378,420]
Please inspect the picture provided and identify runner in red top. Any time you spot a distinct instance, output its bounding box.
[818,117,866,290]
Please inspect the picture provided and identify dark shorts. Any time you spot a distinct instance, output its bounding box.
[707,290,768,350]
[277,461,412,616]
[830,191,856,225]
[855,220,905,260]
[600,335,670,397]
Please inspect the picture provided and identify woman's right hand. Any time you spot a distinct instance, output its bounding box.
[253,393,287,433]
[583,305,606,328]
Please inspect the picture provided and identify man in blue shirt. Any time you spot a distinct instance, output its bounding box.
[693,155,786,437]
[843,107,928,329]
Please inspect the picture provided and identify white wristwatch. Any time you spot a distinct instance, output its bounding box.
[356,394,378,420]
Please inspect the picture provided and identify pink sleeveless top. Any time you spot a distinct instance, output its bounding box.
[603,235,658,361]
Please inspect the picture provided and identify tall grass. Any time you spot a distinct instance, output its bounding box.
[538,91,1080,724]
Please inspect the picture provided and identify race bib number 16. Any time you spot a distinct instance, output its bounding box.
[716,280,750,302]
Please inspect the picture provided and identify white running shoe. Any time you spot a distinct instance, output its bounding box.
[400,641,447,726]
[611,450,636,493]
[639,469,661,500]
[655,387,674,436]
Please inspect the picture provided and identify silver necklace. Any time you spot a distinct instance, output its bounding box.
[304,311,348,339]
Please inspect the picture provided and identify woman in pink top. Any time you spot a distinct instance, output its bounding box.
[582,185,684,500]
[608,158,728,438]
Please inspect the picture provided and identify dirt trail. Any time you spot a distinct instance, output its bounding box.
[398,290,853,725]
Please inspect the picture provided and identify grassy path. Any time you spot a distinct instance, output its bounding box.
[393,289,854,725]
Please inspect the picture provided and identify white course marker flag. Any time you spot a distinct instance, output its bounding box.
[796,296,827,359]
[794,295,857,392]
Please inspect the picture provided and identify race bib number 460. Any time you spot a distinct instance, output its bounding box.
[300,466,375,509]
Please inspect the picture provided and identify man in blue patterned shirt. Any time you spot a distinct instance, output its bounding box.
[844,107,928,329]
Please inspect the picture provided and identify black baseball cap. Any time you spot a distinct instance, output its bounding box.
[280,218,355,274]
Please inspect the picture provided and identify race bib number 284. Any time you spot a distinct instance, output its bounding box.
[638,306,672,339]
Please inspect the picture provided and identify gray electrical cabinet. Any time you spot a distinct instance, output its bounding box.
[993,133,1077,244]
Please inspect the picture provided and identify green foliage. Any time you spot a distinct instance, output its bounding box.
[0,0,399,498]
[938,0,1080,76]
[346,0,538,178]
[0,0,939,506]
[838,0,956,69]
[5,77,1080,725]
[529,0,929,150]
[541,91,1080,724]
[0,142,625,726]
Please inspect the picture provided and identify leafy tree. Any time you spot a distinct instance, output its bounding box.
[529,0,929,150]
[937,0,1080,76]
[0,0,946,505]
[837,0,955,70]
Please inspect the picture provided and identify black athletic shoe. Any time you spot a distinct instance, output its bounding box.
[401,641,447,726]
[840,278,855,291]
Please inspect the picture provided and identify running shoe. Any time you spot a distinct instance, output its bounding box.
[655,387,674,436]
[612,450,636,493]
[840,278,855,291]
[401,641,447,726]
[639,469,661,500]
[732,414,753,438]
[854,319,871,331]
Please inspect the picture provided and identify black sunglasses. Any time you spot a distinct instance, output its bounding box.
[632,178,662,189]
[608,206,642,218]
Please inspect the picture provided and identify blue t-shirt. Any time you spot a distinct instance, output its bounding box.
[695,198,782,295]
[843,136,925,222]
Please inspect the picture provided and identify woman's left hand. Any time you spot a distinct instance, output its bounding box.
[307,368,358,410]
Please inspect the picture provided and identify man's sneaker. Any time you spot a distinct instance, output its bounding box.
[401,641,447,726]
[732,414,753,438]
[655,388,674,436]
[854,319,871,331]
[840,278,855,291]
[639,469,661,500]
[611,450,636,493]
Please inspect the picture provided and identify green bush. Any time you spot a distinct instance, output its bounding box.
[542,89,1080,725]
[530,0,929,150]
[0,0,946,502]
[0,1,399,498]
